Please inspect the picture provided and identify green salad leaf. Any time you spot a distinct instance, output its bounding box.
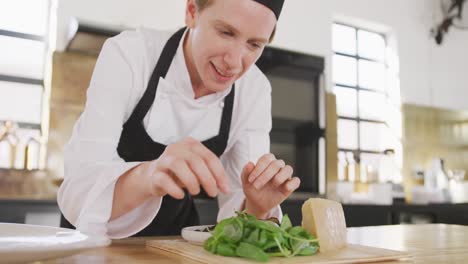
[203,211,319,262]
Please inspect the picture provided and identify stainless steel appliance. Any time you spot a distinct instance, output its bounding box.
[256,47,326,194]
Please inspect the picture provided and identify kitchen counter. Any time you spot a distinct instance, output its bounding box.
[2,196,468,227]
[0,169,61,225]
[41,224,468,263]
[0,169,58,200]
[281,199,468,226]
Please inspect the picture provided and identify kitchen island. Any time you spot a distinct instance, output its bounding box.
[41,224,468,263]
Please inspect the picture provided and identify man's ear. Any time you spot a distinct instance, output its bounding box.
[185,0,197,28]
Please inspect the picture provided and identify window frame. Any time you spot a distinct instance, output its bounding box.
[333,22,396,158]
[0,3,50,130]
[0,0,53,170]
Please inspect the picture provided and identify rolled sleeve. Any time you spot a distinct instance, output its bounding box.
[57,34,161,238]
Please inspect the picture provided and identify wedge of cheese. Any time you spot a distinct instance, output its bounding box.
[301,198,347,252]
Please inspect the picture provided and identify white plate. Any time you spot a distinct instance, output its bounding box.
[181,225,214,246]
[0,223,110,264]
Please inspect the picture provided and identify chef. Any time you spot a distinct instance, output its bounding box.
[58,0,300,238]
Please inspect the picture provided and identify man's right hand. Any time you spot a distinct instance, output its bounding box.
[139,137,231,199]
[110,137,230,221]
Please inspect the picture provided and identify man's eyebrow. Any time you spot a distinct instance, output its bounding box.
[213,19,268,44]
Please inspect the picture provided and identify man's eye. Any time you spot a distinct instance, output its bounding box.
[221,30,233,36]
[250,43,262,49]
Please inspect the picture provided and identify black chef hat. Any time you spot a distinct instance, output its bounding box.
[252,0,285,20]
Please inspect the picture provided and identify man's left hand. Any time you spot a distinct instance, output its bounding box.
[241,153,300,219]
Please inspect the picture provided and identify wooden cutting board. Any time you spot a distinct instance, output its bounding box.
[147,239,411,264]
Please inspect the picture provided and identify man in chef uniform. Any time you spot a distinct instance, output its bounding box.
[58,0,300,238]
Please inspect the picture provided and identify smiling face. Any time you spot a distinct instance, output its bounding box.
[184,0,277,98]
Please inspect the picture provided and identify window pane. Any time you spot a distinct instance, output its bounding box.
[0,0,49,36]
[387,70,401,106]
[358,60,385,91]
[332,24,356,55]
[360,153,382,168]
[358,29,385,61]
[0,81,43,124]
[0,35,45,79]
[338,119,358,149]
[393,143,403,173]
[334,86,357,117]
[359,90,385,121]
[333,55,357,86]
[385,132,401,153]
[387,47,400,74]
[359,122,387,151]
[384,104,402,139]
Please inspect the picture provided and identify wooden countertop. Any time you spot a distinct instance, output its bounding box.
[41,224,468,264]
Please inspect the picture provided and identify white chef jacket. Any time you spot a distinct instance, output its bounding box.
[57,27,282,239]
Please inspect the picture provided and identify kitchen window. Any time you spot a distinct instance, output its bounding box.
[332,22,402,183]
[0,0,55,169]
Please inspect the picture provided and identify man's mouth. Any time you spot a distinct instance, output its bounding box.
[212,63,234,78]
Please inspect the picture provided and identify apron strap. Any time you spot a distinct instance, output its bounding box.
[130,27,186,122]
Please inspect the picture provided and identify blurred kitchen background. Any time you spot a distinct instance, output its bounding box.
[1,0,468,227]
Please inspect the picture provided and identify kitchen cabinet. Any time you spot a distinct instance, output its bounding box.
[280,199,468,227]
[0,199,219,228]
[0,199,60,226]
[2,198,467,228]
[192,197,468,227]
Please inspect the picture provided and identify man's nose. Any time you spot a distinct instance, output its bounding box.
[223,44,243,72]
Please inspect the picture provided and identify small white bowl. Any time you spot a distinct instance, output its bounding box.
[181,225,214,246]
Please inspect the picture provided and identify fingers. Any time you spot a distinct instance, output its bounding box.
[151,171,185,199]
[155,137,229,198]
[248,153,276,183]
[191,142,230,194]
[241,162,255,186]
[169,160,200,195]
[272,165,293,188]
[187,155,218,197]
[280,177,301,195]
[252,159,286,189]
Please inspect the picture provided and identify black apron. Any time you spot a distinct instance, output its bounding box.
[61,27,235,237]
